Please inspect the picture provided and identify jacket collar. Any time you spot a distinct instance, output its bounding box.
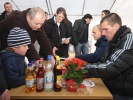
[95,35,107,46]
[109,25,131,47]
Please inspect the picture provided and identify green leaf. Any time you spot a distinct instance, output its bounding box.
[81,69,88,73]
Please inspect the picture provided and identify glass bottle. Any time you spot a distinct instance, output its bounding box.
[25,63,35,93]
[44,55,54,92]
[36,60,45,92]
[53,56,62,92]
[30,60,37,84]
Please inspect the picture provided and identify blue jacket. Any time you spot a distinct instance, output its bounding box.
[0,59,7,95]
[0,49,26,89]
[76,35,108,63]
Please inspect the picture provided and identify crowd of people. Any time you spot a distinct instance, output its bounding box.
[0,2,133,100]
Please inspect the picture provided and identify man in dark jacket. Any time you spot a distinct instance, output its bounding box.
[71,14,93,56]
[85,13,133,100]
[0,7,55,64]
[76,24,108,63]
[0,2,13,21]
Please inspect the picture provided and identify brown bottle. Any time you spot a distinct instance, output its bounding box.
[36,60,45,92]
[53,56,62,92]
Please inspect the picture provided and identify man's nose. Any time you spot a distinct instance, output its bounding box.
[101,30,106,35]
[37,24,42,28]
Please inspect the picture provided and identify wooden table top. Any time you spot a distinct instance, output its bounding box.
[10,78,112,100]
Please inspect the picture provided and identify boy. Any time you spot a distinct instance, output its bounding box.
[0,27,31,89]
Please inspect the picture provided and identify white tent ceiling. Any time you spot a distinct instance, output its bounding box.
[0,0,133,52]
[0,0,115,17]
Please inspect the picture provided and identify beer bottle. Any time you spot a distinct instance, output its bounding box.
[53,56,62,92]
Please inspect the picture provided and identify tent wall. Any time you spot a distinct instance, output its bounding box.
[111,0,133,31]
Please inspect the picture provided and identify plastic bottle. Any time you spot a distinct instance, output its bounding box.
[44,55,54,92]
[25,63,35,93]
[30,60,37,84]
[36,60,45,92]
[53,56,62,92]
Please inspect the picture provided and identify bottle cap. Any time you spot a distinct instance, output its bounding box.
[28,63,32,67]
[30,60,34,64]
[56,55,60,60]
[80,84,86,88]
[47,55,52,60]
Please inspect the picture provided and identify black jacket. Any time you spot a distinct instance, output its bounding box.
[70,18,89,45]
[0,11,6,21]
[41,16,71,57]
[0,10,14,21]
[85,26,133,97]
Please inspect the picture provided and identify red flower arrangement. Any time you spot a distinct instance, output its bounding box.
[63,58,87,86]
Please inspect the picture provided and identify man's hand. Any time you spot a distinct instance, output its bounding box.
[0,89,10,100]
[53,47,58,57]
[51,56,55,68]
[65,56,75,61]
[63,39,70,44]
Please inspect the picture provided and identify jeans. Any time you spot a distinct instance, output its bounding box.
[113,94,133,100]
[75,42,88,56]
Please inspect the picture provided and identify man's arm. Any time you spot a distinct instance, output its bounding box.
[70,20,79,45]
[37,26,53,59]
[76,37,108,63]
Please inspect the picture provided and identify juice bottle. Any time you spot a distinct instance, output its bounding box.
[25,63,35,93]
[36,60,45,92]
[53,56,62,92]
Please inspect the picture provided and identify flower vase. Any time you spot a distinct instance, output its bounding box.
[66,80,77,92]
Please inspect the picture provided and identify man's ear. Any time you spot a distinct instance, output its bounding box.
[26,15,30,21]
[114,23,120,30]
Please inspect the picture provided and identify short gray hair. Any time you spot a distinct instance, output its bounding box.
[27,7,45,20]
[93,24,101,31]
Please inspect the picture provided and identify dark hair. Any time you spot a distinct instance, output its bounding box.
[83,14,93,19]
[56,7,66,18]
[100,13,122,26]
[45,12,48,15]
[4,2,12,8]
[102,10,110,16]
[56,7,67,24]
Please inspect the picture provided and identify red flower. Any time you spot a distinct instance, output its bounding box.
[67,79,75,83]
[63,58,87,86]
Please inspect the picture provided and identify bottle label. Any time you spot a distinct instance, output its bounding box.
[36,78,44,89]
[45,71,53,89]
[56,75,62,88]
[26,79,34,88]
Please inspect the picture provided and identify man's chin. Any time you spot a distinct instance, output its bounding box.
[33,28,38,30]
